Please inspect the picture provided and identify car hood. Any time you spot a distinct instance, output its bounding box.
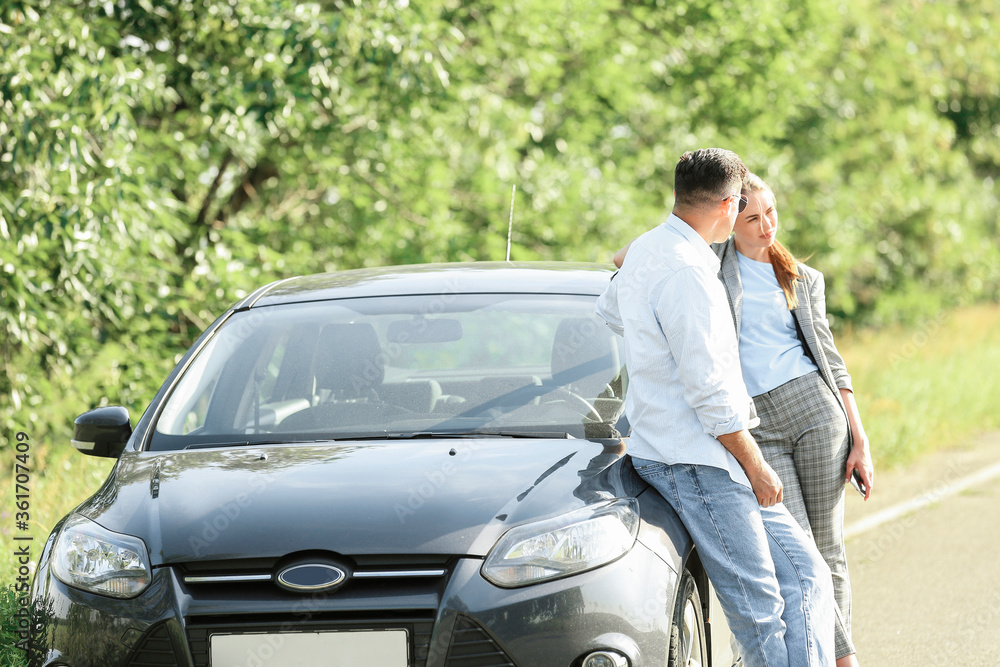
[80,439,628,565]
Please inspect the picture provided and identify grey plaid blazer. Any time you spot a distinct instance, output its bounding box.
[713,238,854,445]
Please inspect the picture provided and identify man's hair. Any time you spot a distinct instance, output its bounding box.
[673,148,747,210]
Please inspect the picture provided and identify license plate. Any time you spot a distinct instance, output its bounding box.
[210,629,409,666]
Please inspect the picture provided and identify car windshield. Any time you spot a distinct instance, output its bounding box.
[150,293,626,450]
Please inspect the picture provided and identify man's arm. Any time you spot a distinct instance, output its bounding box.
[656,266,781,507]
[717,429,784,507]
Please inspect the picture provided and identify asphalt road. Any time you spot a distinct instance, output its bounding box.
[844,431,1000,665]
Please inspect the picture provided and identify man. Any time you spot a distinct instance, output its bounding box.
[597,148,834,666]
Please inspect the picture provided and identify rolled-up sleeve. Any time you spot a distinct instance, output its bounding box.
[596,279,626,336]
[655,265,752,438]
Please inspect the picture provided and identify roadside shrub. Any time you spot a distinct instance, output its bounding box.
[0,584,28,667]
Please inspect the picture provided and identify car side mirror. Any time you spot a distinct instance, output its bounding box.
[72,406,132,458]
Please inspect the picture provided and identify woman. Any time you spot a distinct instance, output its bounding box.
[614,173,874,667]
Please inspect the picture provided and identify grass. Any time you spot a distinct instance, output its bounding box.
[837,303,1000,470]
[1,436,115,584]
[1,302,998,656]
[0,584,29,667]
[0,425,112,663]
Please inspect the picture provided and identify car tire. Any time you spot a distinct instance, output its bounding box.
[668,568,707,667]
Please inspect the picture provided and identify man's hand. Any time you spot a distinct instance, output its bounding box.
[717,429,783,508]
[748,459,784,508]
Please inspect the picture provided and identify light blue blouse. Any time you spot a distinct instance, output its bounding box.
[737,251,818,397]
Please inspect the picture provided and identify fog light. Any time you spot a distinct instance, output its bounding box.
[582,650,629,667]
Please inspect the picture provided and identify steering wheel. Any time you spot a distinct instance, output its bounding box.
[541,387,602,422]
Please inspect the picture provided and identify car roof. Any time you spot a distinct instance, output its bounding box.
[236,261,617,309]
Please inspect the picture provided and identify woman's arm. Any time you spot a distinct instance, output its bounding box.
[840,387,874,500]
[807,269,853,391]
[806,267,874,498]
[612,240,635,268]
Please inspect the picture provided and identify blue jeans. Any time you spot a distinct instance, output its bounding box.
[632,458,835,667]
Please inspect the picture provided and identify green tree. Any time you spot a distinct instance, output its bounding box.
[1,0,453,435]
[2,0,998,444]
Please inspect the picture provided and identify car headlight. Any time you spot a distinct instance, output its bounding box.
[51,514,152,599]
[482,498,639,588]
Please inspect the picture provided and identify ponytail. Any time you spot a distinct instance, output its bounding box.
[768,240,801,309]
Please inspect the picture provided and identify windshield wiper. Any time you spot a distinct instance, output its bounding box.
[325,430,575,441]
[183,439,330,450]
[322,432,471,441]
[468,429,575,439]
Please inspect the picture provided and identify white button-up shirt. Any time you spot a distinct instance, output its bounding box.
[596,214,757,487]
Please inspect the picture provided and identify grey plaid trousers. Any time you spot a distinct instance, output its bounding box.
[752,370,855,660]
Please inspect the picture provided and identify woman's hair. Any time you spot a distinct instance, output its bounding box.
[742,173,801,309]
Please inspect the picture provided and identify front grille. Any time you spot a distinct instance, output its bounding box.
[444,616,516,667]
[186,611,435,667]
[126,622,180,667]
[178,554,451,599]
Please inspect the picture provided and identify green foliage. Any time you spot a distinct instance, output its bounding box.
[1,0,455,436]
[0,0,998,568]
[771,0,1000,327]
[0,584,28,667]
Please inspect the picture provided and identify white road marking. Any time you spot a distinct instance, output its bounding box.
[844,459,1000,539]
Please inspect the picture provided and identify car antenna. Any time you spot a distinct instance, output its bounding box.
[505,184,516,262]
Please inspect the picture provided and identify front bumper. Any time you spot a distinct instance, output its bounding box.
[29,541,680,667]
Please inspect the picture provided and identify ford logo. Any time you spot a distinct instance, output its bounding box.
[275,563,347,593]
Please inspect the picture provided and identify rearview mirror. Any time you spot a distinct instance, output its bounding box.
[386,318,463,344]
[72,406,132,458]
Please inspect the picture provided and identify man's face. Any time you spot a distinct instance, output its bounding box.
[714,190,746,243]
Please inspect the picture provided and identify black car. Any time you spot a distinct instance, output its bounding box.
[29,262,736,667]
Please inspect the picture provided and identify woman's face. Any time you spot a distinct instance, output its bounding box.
[733,188,778,258]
